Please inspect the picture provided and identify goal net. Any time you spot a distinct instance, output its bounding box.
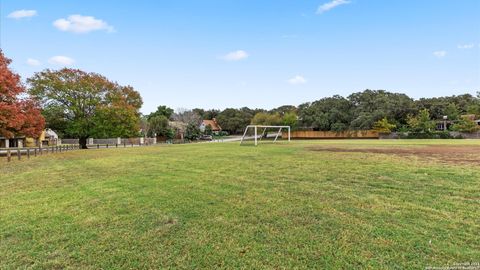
[240,125,291,146]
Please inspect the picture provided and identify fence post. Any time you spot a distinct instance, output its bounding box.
[7,149,11,162]
[116,143,118,148]
[27,148,30,159]
[34,148,37,157]
[124,141,126,148]
[17,149,21,160]
[106,144,109,148]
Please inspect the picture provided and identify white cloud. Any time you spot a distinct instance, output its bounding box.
[7,9,37,19]
[287,75,307,85]
[53,15,114,33]
[221,50,249,61]
[48,56,75,66]
[317,0,350,14]
[457,43,474,49]
[433,50,447,58]
[27,58,41,66]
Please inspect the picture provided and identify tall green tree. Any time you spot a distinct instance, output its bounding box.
[416,94,477,120]
[270,105,297,115]
[28,68,143,148]
[216,107,261,134]
[298,95,353,131]
[146,115,170,137]
[41,105,69,138]
[251,112,282,126]
[444,103,460,120]
[148,105,174,120]
[348,90,416,130]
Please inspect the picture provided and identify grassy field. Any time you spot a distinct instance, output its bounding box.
[1,140,479,269]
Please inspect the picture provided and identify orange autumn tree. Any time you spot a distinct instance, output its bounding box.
[0,50,45,139]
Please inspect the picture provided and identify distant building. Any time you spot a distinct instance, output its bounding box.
[199,118,222,134]
[436,114,480,131]
[0,129,59,148]
[0,136,25,148]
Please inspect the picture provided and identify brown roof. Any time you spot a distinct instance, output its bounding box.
[202,119,221,131]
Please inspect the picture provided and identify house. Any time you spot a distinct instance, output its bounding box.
[0,129,59,148]
[199,118,222,134]
[435,120,453,131]
[0,137,25,148]
[39,129,59,146]
[436,114,480,131]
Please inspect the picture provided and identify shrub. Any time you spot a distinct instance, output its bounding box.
[373,117,396,133]
[451,117,479,133]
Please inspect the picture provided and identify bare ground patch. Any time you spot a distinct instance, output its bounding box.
[309,145,480,165]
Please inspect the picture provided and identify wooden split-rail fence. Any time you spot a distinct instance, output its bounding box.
[1,140,159,163]
[0,144,80,162]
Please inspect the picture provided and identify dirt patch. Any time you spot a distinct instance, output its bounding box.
[309,145,480,165]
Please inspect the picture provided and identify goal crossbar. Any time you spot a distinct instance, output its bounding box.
[240,125,291,146]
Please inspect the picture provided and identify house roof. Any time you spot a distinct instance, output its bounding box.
[45,128,58,139]
[201,119,221,131]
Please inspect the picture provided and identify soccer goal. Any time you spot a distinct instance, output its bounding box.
[240,125,291,146]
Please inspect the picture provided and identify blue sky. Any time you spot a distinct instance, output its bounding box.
[1,0,479,114]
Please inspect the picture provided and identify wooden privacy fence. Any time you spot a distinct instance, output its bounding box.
[284,130,380,139]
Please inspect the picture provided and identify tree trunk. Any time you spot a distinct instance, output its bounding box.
[79,137,88,149]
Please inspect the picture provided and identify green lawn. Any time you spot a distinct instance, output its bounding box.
[1,140,479,269]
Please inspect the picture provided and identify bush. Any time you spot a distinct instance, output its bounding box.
[398,131,454,139]
[373,117,396,133]
[451,117,479,133]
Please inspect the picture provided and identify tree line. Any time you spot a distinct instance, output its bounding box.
[197,91,479,134]
[1,49,479,149]
[145,89,479,137]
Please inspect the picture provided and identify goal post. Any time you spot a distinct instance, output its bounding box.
[240,125,291,146]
